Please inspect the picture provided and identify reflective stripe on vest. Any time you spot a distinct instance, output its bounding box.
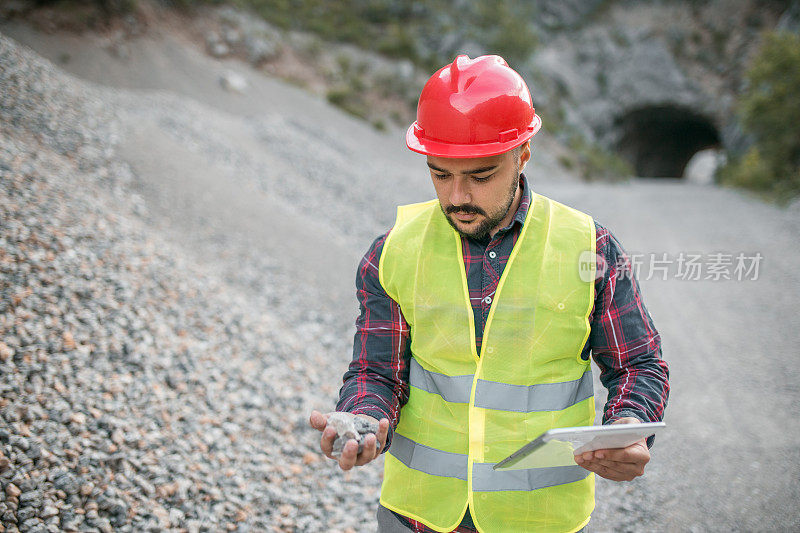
[390,434,468,480]
[391,433,591,491]
[410,357,594,412]
[409,357,473,403]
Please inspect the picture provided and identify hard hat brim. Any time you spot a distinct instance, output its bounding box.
[406,115,542,158]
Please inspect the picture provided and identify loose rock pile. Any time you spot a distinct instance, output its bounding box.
[0,33,382,533]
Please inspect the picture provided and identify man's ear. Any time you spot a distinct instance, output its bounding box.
[519,141,532,171]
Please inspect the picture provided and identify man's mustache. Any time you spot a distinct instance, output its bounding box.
[446,205,485,216]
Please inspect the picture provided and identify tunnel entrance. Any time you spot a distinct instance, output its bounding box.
[614,105,720,178]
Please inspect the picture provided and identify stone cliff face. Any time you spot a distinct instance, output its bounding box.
[523,0,796,177]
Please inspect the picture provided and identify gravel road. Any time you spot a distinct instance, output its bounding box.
[1,17,799,533]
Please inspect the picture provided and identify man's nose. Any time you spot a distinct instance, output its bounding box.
[449,178,471,206]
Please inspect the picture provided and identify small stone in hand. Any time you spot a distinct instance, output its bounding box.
[327,412,380,457]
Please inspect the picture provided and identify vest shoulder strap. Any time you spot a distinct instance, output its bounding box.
[396,199,440,226]
[378,199,440,304]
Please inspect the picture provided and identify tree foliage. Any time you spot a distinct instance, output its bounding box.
[719,31,800,203]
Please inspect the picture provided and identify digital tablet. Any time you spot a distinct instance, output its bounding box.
[493,422,665,471]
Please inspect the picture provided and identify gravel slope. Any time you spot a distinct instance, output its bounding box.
[0,33,386,533]
[2,18,799,533]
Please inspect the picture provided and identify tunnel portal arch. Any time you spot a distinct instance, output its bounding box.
[614,105,721,178]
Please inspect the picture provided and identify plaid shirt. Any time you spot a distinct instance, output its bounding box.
[337,175,669,532]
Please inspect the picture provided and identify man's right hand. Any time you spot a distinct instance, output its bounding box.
[308,410,390,471]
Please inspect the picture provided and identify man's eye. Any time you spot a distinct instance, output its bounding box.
[473,174,493,183]
[433,173,449,180]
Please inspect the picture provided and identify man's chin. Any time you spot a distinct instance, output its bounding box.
[451,217,476,229]
[447,216,491,240]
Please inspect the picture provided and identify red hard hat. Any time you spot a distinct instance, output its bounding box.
[406,54,541,158]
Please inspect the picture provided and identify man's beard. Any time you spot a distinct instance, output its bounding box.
[442,173,520,241]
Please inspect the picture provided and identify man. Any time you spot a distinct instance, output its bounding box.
[309,55,669,532]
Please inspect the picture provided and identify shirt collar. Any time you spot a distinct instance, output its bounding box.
[511,173,531,228]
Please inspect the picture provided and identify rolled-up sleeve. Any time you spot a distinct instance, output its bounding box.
[336,232,410,452]
[590,223,670,441]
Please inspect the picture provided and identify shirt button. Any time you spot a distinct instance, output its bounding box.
[486,347,494,354]
[488,251,497,259]
[483,296,492,304]
[481,494,488,500]
[484,445,491,452]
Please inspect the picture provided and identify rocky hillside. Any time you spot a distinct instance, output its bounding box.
[4,0,798,181]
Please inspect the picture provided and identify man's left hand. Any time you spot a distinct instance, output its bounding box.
[573,417,650,481]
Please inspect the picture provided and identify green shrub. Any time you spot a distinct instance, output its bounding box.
[718,147,773,190]
[326,87,368,119]
[557,154,575,170]
[719,31,800,203]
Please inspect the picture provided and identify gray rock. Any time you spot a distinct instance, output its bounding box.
[244,36,278,66]
[90,516,113,533]
[205,32,230,58]
[25,443,41,460]
[19,489,42,506]
[209,42,230,58]
[9,435,29,451]
[16,479,35,493]
[326,412,380,456]
[223,28,241,46]
[39,506,58,519]
[53,473,80,495]
[132,474,154,496]
[59,509,76,527]
[17,506,36,522]
[219,71,248,94]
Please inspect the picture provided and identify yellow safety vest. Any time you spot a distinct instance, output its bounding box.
[378,192,597,533]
